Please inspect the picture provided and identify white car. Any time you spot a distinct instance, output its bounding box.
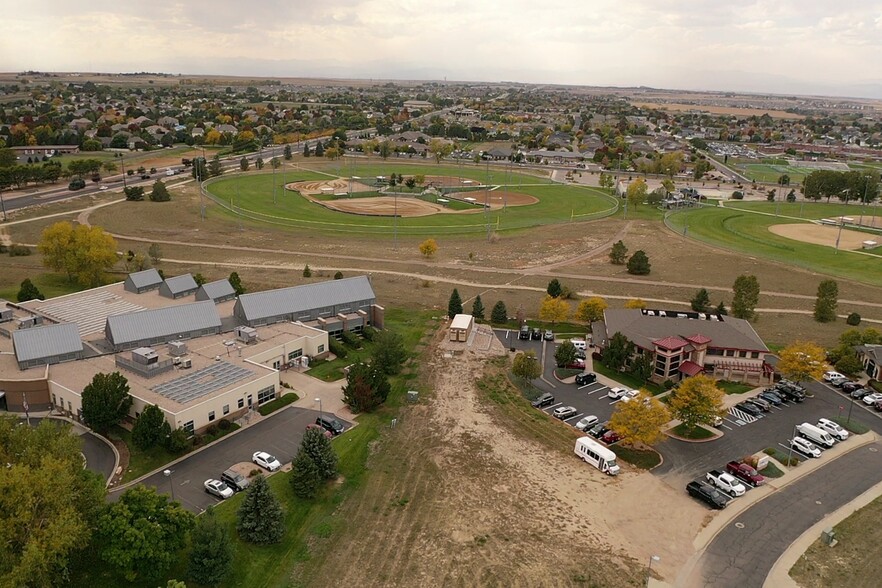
[204,479,234,499]
[862,392,882,406]
[790,437,821,458]
[552,405,578,420]
[99,185,108,190]
[608,387,629,400]
[619,389,641,403]
[575,415,599,431]
[823,371,845,382]
[252,451,282,472]
[816,418,848,441]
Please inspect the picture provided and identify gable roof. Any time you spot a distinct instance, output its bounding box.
[197,279,236,301]
[235,276,375,323]
[653,336,689,350]
[601,308,768,352]
[12,323,83,363]
[106,301,221,347]
[162,274,198,295]
[126,269,163,289]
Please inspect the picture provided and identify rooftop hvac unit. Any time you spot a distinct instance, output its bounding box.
[17,316,37,329]
[235,326,258,344]
[180,358,192,369]
[168,341,188,357]
[132,347,159,365]
[0,309,13,323]
[172,357,182,366]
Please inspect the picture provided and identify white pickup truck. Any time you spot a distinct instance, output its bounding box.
[706,469,746,497]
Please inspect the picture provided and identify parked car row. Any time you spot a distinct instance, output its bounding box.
[786,418,849,460]
[687,458,767,509]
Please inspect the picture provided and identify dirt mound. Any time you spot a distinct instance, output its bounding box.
[287,179,373,195]
[318,196,448,217]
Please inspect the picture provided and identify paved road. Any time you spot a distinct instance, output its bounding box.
[692,440,882,587]
[80,430,117,482]
[110,406,348,512]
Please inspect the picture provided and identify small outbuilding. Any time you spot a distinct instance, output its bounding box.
[124,269,163,294]
[449,314,474,342]
[159,274,199,299]
[195,279,237,304]
[12,323,84,369]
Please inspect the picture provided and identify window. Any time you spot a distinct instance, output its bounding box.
[288,349,303,361]
[52,394,57,405]
[272,360,281,370]
[257,385,276,405]
[208,411,215,422]
[223,404,230,415]
[317,344,325,353]
[238,398,245,409]
[751,351,760,359]
[183,421,195,435]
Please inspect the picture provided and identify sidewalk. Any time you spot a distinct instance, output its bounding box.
[281,369,358,422]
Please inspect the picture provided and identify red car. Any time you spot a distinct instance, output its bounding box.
[565,359,586,370]
[601,430,621,445]
[306,423,333,439]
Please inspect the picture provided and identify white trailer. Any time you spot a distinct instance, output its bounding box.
[574,436,620,475]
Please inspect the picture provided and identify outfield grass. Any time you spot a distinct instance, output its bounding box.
[666,203,882,286]
[205,164,618,236]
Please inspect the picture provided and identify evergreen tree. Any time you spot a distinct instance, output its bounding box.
[371,330,407,375]
[471,295,485,320]
[491,300,508,324]
[300,427,338,480]
[124,186,144,201]
[303,264,312,278]
[283,144,292,160]
[191,157,207,180]
[448,288,463,317]
[290,450,321,499]
[228,271,245,295]
[131,404,166,450]
[716,301,728,316]
[187,508,232,586]
[690,288,711,312]
[626,250,651,275]
[16,278,45,302]
[236,475,284,544]
[149,180,171,202]
[609,240,628,265]
[314,141,325,157]
[303,142,311,157]
[546,279,563,298]
[342,362,391,413]
[255,156,264,170]
[731,274,760,320]
[208,154,222,177]
[239,157,249,171]
[813,279,839,323]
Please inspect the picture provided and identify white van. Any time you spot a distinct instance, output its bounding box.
[796,422,836,448]
[569,339,587,351]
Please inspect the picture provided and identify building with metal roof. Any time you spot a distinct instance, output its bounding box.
[593,308,771,385]
[195,279,237,304]
[233,275,382,332]
[159,274,199,299]
[124,269,164,294]
[12,323,84,369]
[105,301,222,351]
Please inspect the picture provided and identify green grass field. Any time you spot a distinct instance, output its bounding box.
[666,202,882,286]
[205,164,618,236]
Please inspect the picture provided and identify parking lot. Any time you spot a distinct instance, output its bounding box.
[493,329,882,485]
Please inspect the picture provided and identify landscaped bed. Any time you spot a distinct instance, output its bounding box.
[614,445,662,469]
[670,423,715,440]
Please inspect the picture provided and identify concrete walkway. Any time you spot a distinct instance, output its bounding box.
[281,369,358,422]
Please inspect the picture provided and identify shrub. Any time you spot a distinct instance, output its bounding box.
[340,330,359,347]
[8,244,32,256]
[329,339,347,359]
[732,191,744,199]
[217,418,232,431]
[361,325,378,342]
[846,312,862,326]
[205,424,218,437]
[165,427,190,453]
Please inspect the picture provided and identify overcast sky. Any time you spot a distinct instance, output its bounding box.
[4,1,882,98]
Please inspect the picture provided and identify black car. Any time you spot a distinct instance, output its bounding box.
[841,382,862,394]
[316,415,346,436]
[736,401,763,417]
[531,328,542,340]
[758,390,784,406]
[778,380,806,393]
[220,469,250,492]
[745,397,771,412]
[776,386,805,402]
[68,178,86,191]
[531,392,555,408]
[518,325,530,340]
[686,481,728,510]
[588,423,609,439]
[575,372,597,386]
[851,387,873,400]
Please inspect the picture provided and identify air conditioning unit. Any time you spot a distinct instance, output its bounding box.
[172,357,182,366]
[131,347,159,365]
[235,326,258,344]
[168,341,188,356]
[0,309,13,323]
[180,358,192,369]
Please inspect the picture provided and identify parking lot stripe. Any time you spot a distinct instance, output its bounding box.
[720,424,733,431]
[565,413,583,422]
[544,402,563,412]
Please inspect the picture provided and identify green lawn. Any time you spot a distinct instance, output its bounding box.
[665,203,882,286]
[832,415,870,435]
[614,445,662,469]
[205,164,618,236]
[110,425,183,483]
[761,461,785,478]
[717,380,755,395]
[591,362,663,395]
[0,271,88,302]
[670,423,715,439]
[257,392,299,416]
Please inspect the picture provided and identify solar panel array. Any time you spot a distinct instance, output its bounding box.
[151,361,254,404]
[38,290,145,337]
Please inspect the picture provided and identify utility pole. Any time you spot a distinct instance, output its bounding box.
[0,185,7,222]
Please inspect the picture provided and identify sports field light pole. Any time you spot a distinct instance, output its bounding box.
[163,469,175,501]
[646,555,660,586]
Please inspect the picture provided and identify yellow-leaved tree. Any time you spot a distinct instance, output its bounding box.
[39,222,118,288]
[608,390,671,446]
[776,341,826,384]
[538,295,570,326]
[576,297,608,322]
[624,298,647,309]
[667,374,726,432]
[419,238,438,258]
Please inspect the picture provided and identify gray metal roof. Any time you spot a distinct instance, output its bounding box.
[106,301,222,346]
[126,269,163,289]
[235,275,375,322]
[197,279,236,301]
[163,274,198,295]
[12,323,83,363]
[601,309,768,352]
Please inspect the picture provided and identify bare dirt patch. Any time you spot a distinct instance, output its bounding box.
[317,195,448,217]
[286,178,374,195]
[769,223,878,250]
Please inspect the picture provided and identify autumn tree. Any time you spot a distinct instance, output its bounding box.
[538,294,570,325]
[658,151,685,177]
[97,485,195,583]
[609,391,671,446]
[428,138,453,163]
[626,178,648,208]
[690,288,711,313]
[491,300,508,324]
[776,341,826,384]
[38,222,118,287]
[512,351,541,381]
[82,372,133,435]
[813,279,838,323]
[236,475,284,545]
[609,240,628,265]
[732,274,760,320]
[576,297,608,323]
[419,238,438,257]
[667,374,725,431]
[626,250,651,275]
[471,295,485,320]
[624,298,647,309]
[448,288,463,317]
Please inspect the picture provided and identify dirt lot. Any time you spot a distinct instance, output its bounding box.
[308,327,704,586]
[632,101,804,119]
[769,223,879,250]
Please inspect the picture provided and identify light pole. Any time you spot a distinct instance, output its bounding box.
[646,555,660,586]
[163,469,175,500]
[315,397,323,422]
[786,424,797,467]
[834,216,853,254]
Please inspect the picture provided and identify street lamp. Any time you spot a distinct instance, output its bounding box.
[786,424,798,467]
[646,555,660,586]
[315,397,323,421]
[163,469,175,500]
